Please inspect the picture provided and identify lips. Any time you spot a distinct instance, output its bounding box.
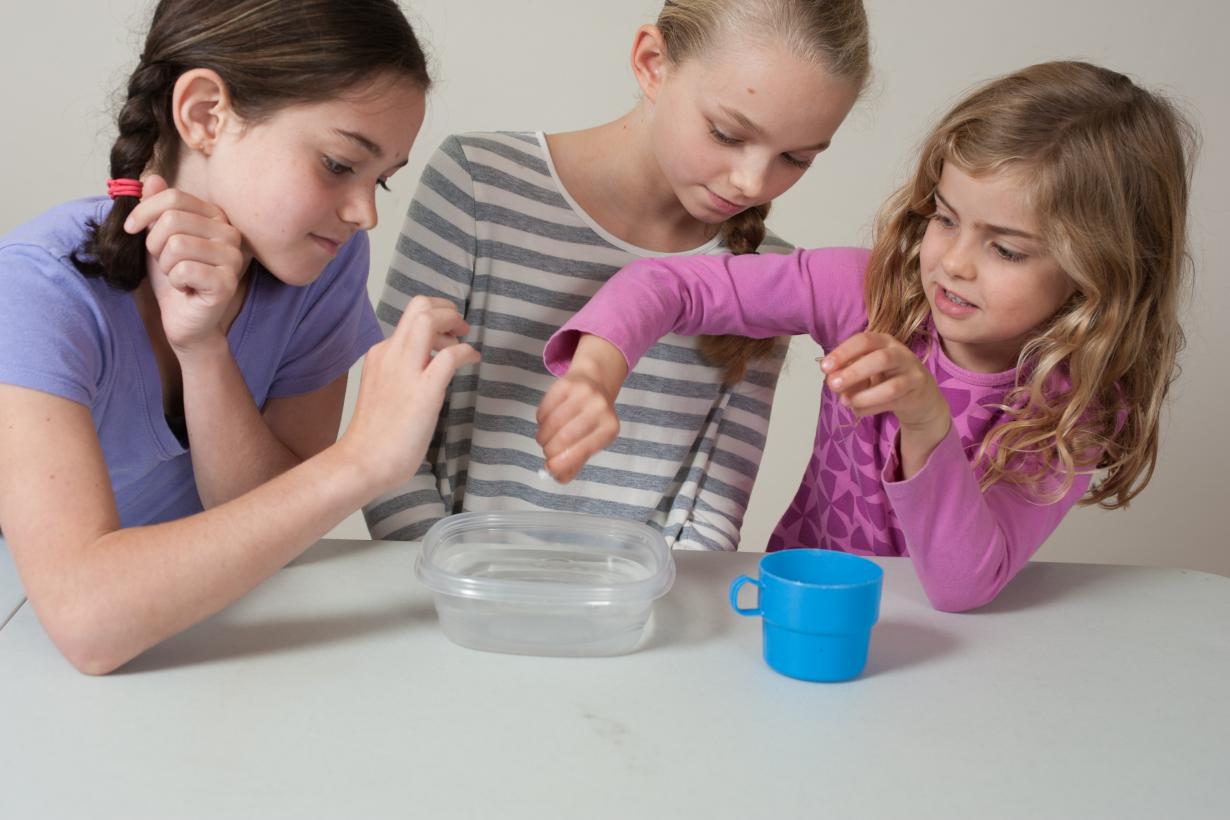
[933,283,980,318]
[706,188,746,216]
[943,287,977,308]
[310,234,345,256]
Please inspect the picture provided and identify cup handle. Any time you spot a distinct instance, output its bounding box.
[729,576,763,617]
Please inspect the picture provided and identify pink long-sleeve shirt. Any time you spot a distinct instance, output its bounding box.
[544,247,1093,611]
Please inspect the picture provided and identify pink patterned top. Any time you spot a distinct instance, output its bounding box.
[544,247,1093,611]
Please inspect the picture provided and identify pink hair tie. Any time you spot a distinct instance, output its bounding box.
[107,178,143,199]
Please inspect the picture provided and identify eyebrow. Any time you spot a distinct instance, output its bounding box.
[934,189,1040,241]
[717,105,831,152]
[335,129,384,158]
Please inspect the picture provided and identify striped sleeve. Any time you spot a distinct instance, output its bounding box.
[363,137,478,540]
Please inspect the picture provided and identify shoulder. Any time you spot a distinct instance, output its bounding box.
[0,199,117,309]
[0,198,110,265]
[438,131,548,173]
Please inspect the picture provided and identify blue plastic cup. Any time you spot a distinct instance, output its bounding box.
[729,549,884,682]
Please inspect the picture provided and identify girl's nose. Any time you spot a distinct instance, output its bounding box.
[341,187,378,232]
[942,238,976,280]
[730,157,770,203]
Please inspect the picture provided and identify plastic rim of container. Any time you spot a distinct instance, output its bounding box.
[415,511,676,606]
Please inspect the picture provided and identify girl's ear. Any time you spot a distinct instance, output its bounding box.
[171,68,233,156]
[630,24,670,103]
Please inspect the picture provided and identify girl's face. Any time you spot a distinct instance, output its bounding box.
[648,41,859,224]
[919,163,1076,373]
[203,75,426,285]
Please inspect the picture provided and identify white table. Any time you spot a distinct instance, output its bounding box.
[1,538,1227,819]
[0,538,24,632]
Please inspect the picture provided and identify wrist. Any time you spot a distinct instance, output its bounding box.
[171,331,231,367]
[568,335,628,401]
[320,435,387,503]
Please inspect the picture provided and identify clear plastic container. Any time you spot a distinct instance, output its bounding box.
[416,511,676,656]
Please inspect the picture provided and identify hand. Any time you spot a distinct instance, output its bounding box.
[535,335,627,483]
[339,296,479,493]
[124,175,246,357]
[820,331,951,444]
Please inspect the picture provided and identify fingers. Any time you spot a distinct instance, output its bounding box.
[391,298,473,370]
[545,422,618,483]
[163,260,233,299]
[124,178,229,235]
[819,332,890,375]
[421,342,480,391]
[836,374,912,416]
[143,209,242,261]
[394,296,470,346]
[535,378,619,483]
[827,347,894,395]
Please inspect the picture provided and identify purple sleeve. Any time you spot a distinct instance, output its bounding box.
[543,247,871,375]
[267,232,383,398]
[882,425,1092,612]
[0,245,105,406]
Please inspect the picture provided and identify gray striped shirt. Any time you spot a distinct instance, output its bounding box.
[363,132,790,550]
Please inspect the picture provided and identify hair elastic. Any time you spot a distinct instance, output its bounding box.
[107,178,143,199]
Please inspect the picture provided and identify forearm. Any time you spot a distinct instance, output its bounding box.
[897,414,953,480]
[885,426,1088,611]
[40,441,378,674]
[178,337,301,507]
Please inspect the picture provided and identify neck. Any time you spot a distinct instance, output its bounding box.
[547,105,717,252]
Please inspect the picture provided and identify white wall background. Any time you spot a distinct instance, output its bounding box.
[2,0,1225,576]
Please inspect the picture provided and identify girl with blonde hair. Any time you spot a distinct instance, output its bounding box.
[365,0,870,550]
[537,61,1196,610]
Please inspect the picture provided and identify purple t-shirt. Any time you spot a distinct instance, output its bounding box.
[0,198,382,527]
[544,247,1094,611]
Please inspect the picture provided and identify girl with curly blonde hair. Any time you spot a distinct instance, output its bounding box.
[537,60,1196,610]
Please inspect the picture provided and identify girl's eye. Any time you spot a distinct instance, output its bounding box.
[781,153,812,171]
[709,125,741,146]
[323,156,354,176]
[932,213,956,229]
[992,243,1027,263]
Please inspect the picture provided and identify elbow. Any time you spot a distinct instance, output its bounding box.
[919,577,1003,613]
[925,590,990,613]
[36,599,138,676]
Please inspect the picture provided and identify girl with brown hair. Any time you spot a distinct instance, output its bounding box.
[0,0,477,672]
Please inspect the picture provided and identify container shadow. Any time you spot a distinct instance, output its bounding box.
[641,557,741,651]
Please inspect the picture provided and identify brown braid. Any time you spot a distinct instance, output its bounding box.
[70,0,431,292]
[698,203,780,384]
[73,61,179,291]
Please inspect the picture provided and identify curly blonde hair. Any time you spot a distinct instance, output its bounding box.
[864,61,1196,508]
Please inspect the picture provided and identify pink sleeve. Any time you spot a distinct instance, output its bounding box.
[882,425,1092,612]
[543,247,870,375]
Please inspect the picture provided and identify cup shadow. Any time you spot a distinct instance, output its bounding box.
[859,619,960,678]
[641,558,741,651]
[117,601,436,674]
